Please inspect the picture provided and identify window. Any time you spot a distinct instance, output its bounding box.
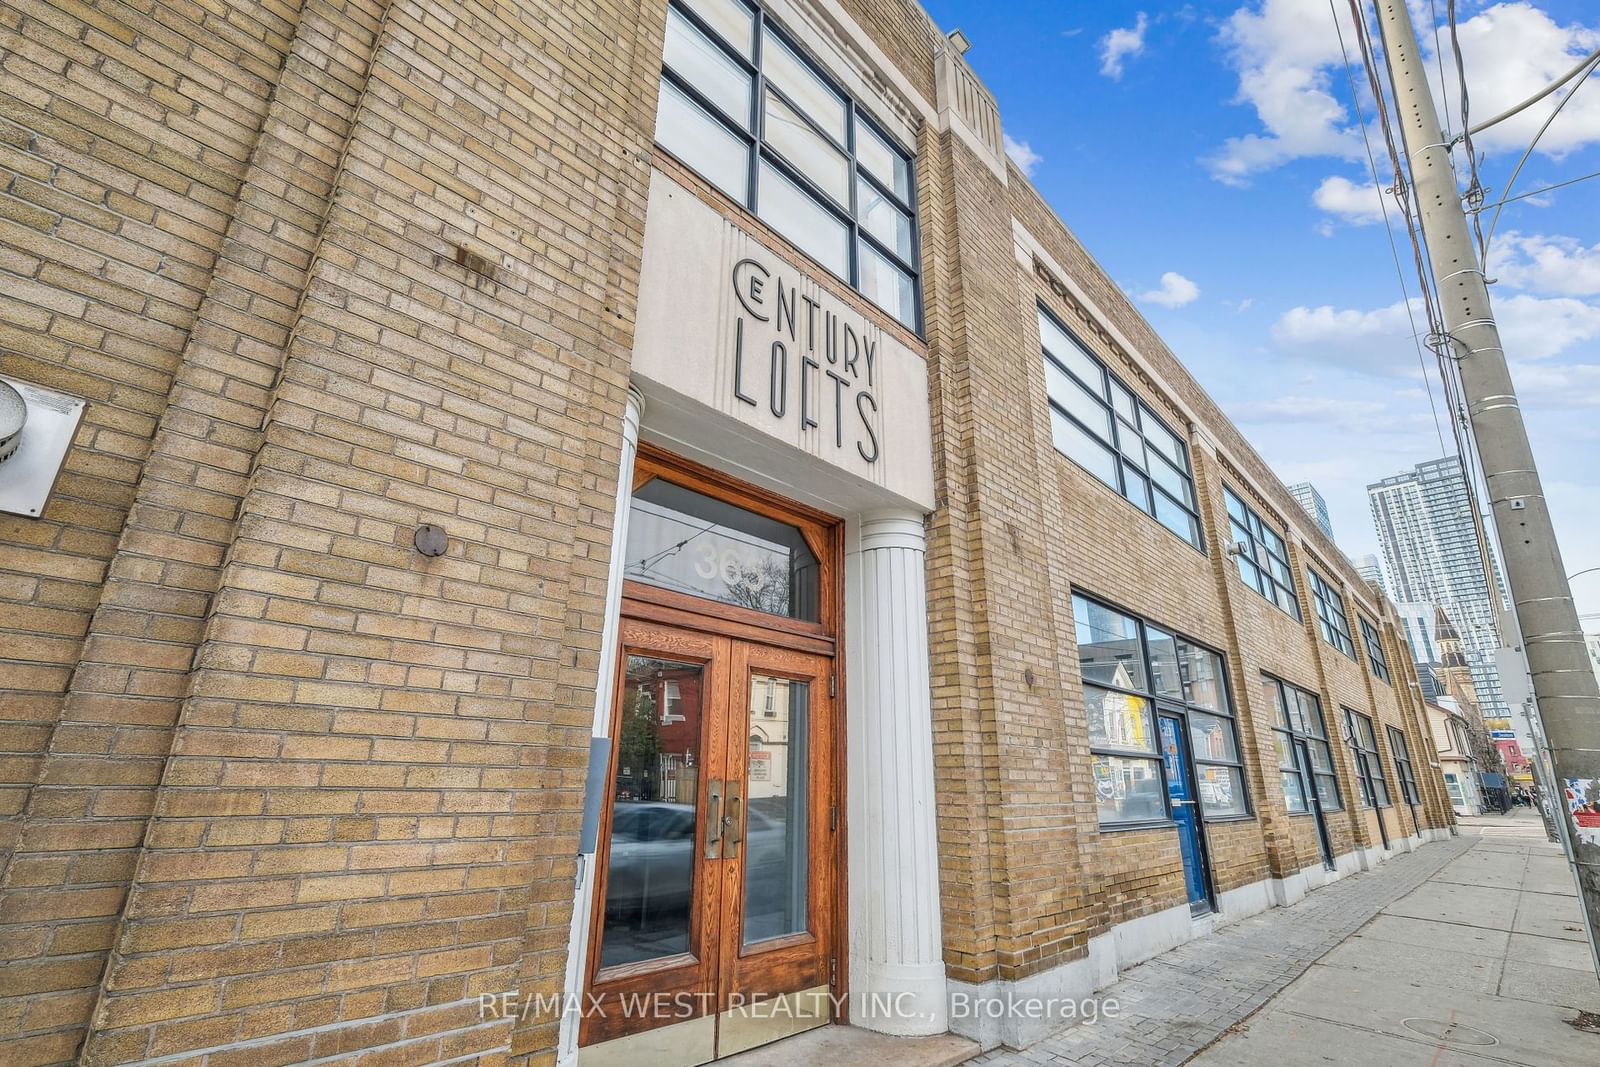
[1343,708,1390,808]
[625,476,821,620]
[1359,616,1391,684]
[1387,725,1421,806]
[1444,773,1466,804]
[656,0,920,329]
[1223,488,1300,618]
[1041,308,1202,548]
[1309,569,1356,659]
[1076,595,1248,825]
[1263,676,1342,813]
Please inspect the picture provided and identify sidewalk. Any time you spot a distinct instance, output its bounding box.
[975,809,1600,1066]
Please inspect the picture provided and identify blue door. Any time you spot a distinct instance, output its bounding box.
[1159,713,1212,912]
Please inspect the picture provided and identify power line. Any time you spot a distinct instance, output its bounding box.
[1481,50,1600,268]
[1462,44,1600,139]
[1329,0,1449,458]
[1476,167,1600,213]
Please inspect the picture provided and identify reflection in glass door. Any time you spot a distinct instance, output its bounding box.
[601,655,706,968]
[584,621,836,1061]
[743,673,808,945]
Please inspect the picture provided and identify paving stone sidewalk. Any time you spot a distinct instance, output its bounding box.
[974,827,1487,1066]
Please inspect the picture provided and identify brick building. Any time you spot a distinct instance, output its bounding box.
[0,0,1455,1064]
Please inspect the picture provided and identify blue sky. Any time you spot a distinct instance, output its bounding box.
[921,0,1600,625]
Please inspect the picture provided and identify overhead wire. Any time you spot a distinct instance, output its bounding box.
[1330,0,1448,458]
[1461,44,1600,139]
[1476,167,1600,213]
[1480,49,1600,268]
[1350,0,1510,643]
[1447,0,1490,267]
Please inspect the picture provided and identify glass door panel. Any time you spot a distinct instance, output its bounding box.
[743,673,810,945]
[599,654,708,968]
[583,621,726,1051]
[716,642,835,1058]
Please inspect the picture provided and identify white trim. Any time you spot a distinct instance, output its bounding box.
[557,387,645,1067]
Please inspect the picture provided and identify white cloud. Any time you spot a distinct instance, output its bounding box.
[1139,271,1201,308]
[1207,1,1600,185]
[1206,0,1361,184]
[1494,293,1600,360]
[1099,13,1149,80]
[1003,133,1042,177]
[1271,291,1600,373]
[1312,175,1390,225]
[1491,231,1600,296]
[1432,3,1600,158]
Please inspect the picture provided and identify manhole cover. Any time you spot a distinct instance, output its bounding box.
[1401,1018,1498,1046]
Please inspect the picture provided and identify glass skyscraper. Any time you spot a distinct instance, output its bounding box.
[1368,456,1508,717]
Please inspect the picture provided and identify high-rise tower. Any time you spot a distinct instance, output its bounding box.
[1368,456,1508,717]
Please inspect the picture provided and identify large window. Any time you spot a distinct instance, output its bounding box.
[1223,488,1300,618]
[1075,595,1248,825]
[1359,616,1391,684]
[656,0,920,329]
[1040,309,1202,548]
[1343,708,1390,808]
[1263,676,1342,814]
[1387,725,1421,807]
[1309,569,1356,659]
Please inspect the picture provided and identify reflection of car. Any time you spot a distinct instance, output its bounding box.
[602,800,803,962]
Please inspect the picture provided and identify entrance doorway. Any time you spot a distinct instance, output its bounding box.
[582,449,843,1066]
[1158,712,1214,914]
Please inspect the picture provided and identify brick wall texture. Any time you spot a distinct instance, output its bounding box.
[0,0,1456,1063]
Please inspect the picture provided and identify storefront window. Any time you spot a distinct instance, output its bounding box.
[1074,595,1248,825]
[1344,708,1390,808]
[624,477,820,621]
[656,0,921,329]
[1264,676,1343,813]
[1387,725,1421,805]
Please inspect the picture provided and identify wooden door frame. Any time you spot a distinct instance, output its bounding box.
[582,444,850,1050]
[580,620,728,1048]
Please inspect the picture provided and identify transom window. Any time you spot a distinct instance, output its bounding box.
[1074,595,1248,826]
[624,476,820,621]
[1223,488,1299,618]
[1040,307,1202,548]
[1387,725,1421,806]
[1343,708,1390,808]
[656,0,920,330]
[1359,616,1391,684]
[1263,676,1342,814]
[1309,569,1356,659]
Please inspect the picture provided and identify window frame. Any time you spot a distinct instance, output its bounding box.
[1040,305,1204,550]
[1359,615,1392,684]
[1223,487,1301,619]
[1343,707,1391,808]
[658,0,923,331]
[1075,592,1251,828]
[1386,724,1421,807]
[1309,568,1357,659]
[1264,675,1343,814]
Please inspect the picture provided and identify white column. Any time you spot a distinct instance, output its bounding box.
[558,385,644,1066]
[849,511,948,1035]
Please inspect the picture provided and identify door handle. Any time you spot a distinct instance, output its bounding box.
[705,779,723,859]
[723,783,744,860]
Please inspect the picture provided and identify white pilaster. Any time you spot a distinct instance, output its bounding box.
[847,511,948,1035]
[558,385,644,1066]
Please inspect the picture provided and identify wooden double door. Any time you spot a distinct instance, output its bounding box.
[581,613,838,1062]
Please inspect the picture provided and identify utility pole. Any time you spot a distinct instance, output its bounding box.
[1373,2,1600,975]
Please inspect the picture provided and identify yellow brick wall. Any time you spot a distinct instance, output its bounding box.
[0,1,1457,1062]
